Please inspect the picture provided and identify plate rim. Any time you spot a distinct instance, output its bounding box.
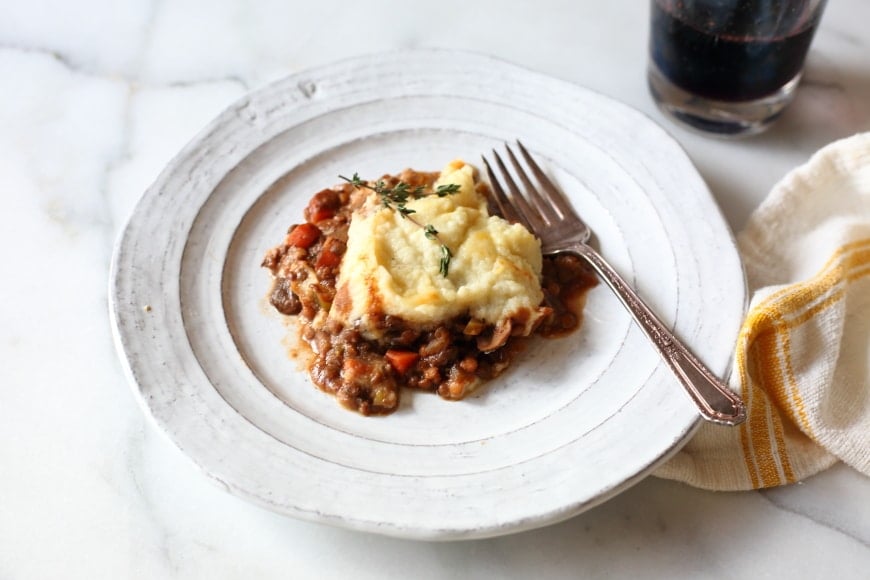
[109,48,745,540]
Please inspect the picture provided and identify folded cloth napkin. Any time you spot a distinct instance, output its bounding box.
[656,132,870,491]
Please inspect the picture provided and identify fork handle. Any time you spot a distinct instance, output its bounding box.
[567,242,746,426]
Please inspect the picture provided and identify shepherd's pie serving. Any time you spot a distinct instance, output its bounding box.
[261,160,596,415]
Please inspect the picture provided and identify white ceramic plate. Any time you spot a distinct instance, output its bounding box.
[109,50,745,540]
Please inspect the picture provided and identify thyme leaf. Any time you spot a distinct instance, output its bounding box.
[436,183,461,197]
[439,245,452,278]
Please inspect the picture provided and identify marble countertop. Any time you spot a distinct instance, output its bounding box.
[2,1,868,578]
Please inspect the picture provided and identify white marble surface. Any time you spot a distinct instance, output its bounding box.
[1,0,868,578]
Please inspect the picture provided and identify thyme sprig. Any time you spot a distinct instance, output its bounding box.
[339,173,460,276]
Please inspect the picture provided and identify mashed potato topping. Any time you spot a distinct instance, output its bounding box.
[330,161,546,337]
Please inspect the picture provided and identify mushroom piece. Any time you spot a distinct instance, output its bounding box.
[476,319,513,352]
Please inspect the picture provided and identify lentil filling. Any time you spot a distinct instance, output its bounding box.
[261,169,597,415]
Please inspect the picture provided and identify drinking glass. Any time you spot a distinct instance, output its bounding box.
[648,0,828,137]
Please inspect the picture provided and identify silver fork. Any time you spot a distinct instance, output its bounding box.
[482,142,746,426]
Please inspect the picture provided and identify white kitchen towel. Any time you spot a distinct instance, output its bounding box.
[656,132,870,490]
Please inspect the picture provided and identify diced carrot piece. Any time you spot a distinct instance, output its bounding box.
[385,349,419,374]
[316,238,343,269]
[285,223,320,248]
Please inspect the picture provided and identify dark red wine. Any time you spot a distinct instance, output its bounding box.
[650,0,825,102]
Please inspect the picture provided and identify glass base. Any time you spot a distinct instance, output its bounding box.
[647,61,801,138]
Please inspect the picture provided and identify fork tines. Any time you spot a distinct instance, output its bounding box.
[481,141,572,230]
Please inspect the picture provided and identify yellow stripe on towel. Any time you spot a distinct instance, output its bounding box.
[736,238,870,487]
